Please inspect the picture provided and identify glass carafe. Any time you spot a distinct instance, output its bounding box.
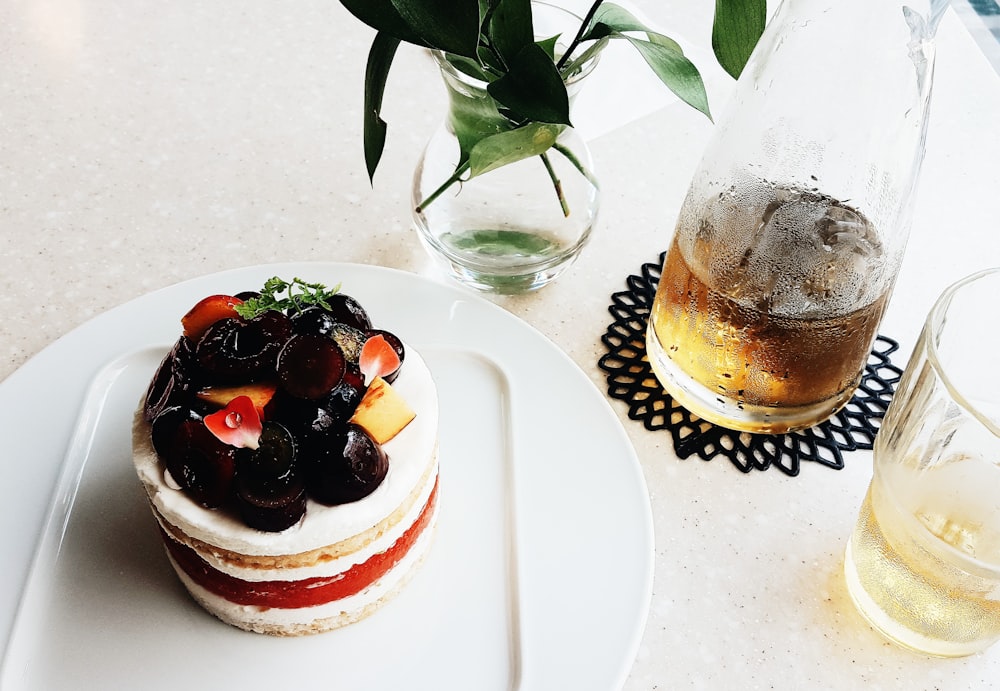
[646,0,950,434]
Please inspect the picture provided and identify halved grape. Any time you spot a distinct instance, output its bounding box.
[196,312,293,382]
[276,334,345,399]
[266,390,337,437]
[143,337,198,421]
[329,323,367,363]
[304,424,387,505]
[290,306,337,337]
[237,488,307,533]
[327,294,372,332]
[235,422,306,532]
[322,362,366,424]
[151,405,204,458]
[164,419,237,508]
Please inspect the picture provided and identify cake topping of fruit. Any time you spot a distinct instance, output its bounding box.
[143,276,418,532]
[204,396,263,450]
[359,334,402,386]
[181,295,244,341]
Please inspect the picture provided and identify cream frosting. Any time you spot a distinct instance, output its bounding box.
[163,462,438,582]
[133,345,439,558]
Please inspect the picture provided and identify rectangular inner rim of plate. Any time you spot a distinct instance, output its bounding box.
[3,344,524,691]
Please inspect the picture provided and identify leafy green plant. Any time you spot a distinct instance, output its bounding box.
[341,0,766,211]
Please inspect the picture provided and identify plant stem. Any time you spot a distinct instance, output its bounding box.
[540,152,570,217]
[556,0,605,70]
[414,159,472,213]
[417,143,593,216]
[553,141,598,188]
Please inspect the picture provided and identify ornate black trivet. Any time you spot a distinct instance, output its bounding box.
[597,253,904,476]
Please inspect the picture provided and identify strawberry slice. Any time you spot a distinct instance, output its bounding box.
[359,334,401,386]
[181,294,244,341]
[204,395,262,450]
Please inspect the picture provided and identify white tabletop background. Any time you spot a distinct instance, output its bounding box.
[1,0,1000,688]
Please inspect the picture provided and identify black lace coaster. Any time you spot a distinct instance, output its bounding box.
[598,253,904,476]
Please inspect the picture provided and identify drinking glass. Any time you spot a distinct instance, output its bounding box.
[844,268,1000,657]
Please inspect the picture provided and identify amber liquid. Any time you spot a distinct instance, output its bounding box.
[646,185,890,431]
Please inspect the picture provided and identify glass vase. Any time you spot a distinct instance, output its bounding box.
[411,6,600,294]
[645,0,950,433]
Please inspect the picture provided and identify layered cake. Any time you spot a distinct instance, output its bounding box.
[132,277,439,635]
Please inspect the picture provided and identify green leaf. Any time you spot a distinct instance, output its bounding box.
[488,0,534,64]
[575,2,709,118]
[445,53,491,82]
[390,0,481,58]
[478,0,499,21]
[536,34,559,61]
[441,54,515,165]
[582,2,654,39]
[487,43,570,125]
[712,0,766,79]
[362,33,401,183]
[468,123,564,178]
[557,35,607,77]
[341,0,481,57]
[340,0,429,47]
[580,3,684,55]
[623,35,711,120]
[477,44,506,76]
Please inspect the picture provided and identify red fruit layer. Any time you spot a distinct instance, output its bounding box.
[163,477,439,610]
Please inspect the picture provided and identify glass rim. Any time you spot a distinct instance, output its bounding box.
[432,1,603,89]
[925,266,1000,438]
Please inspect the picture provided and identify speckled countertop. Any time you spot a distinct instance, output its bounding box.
[2,1,1000,689]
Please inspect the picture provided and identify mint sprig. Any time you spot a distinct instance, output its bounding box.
[234,277,341,319]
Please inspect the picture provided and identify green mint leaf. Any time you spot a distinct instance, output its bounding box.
[234,277,341,319]
[233,299,260,320]
[713,0,766,79]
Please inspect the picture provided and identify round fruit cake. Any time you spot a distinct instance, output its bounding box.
[132,277,439,636]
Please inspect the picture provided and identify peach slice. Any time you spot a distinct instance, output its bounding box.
[349,376,415,444]
[196,382,277,419]
[181,294,243,341]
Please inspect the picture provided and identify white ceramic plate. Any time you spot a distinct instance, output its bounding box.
[0,263,653,691]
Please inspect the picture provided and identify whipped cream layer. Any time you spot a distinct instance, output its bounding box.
[160,460,438,582]
[133,345,439,558]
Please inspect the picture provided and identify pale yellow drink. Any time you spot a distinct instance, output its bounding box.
[845,460,1000,656]
[843,269,1000,656]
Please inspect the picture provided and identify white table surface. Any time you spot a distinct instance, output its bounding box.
[2,1,1000,688]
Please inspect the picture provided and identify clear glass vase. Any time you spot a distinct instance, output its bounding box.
[411,6,600,294]
[645,0,950,433]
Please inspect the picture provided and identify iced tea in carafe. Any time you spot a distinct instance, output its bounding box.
[646,0,948,433]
